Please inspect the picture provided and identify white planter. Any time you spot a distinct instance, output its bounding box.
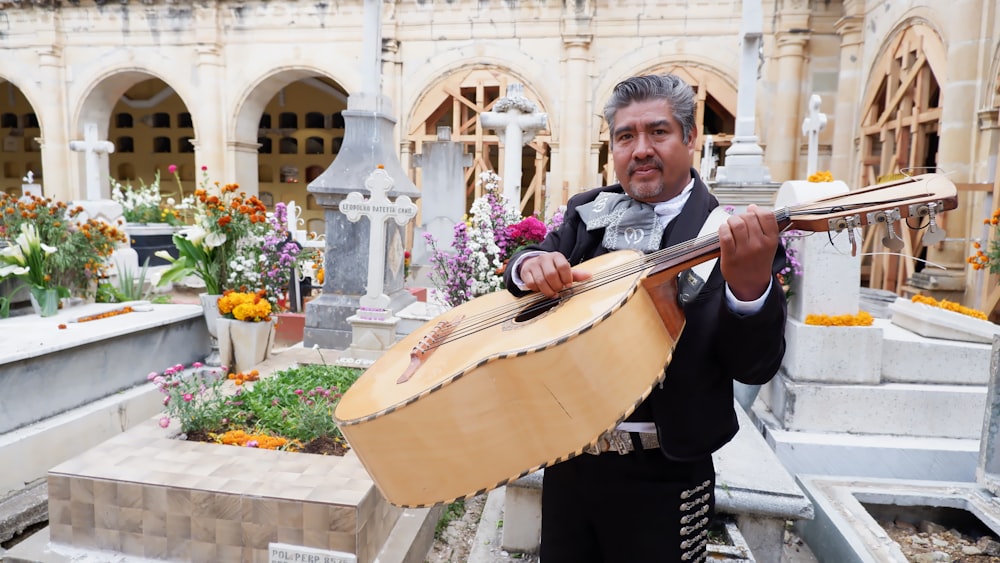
[217,318,276,373]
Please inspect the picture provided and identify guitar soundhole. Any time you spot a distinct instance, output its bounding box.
[513,296,562,324]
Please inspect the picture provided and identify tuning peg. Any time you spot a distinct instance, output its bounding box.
[868,209,904,252]
[918,201,946,246]
[828,214,862,257]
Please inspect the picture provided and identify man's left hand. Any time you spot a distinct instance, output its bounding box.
[718,204,780,302]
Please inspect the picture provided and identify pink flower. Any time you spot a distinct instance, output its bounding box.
[147,371,158,381]
[294,389,304,395]
[183,393,193,402]
[201,165,208,171]
[163,396,170,405]
[168,164,177,174]
[192,362,203,368]
[158,417,170,428]
[246,440,258,448]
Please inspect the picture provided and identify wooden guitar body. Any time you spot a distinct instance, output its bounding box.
[334,250,683,508]
[334,172,959,509]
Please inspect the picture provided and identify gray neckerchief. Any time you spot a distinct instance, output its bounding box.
[577,192,666,252]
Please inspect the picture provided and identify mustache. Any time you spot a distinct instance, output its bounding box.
[627,158,663,176]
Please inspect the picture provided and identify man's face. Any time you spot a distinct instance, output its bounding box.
[611,98,696,204]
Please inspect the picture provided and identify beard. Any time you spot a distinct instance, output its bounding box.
[624,158,667,202]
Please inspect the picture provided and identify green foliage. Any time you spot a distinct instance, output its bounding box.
[114,257,153,301]
[155,365,232,435]
[435,500,466,539]
[155,362,362,448]
[234,364,362,443]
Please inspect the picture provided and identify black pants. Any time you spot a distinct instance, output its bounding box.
[540,450,715,562]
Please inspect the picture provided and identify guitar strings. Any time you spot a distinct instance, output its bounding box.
[425,192,933,347]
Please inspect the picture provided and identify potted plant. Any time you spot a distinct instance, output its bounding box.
[111,169,187,266]
[0,193,127,314]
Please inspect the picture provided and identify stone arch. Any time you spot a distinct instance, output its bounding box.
[230,68,349,197]
[0,77,47,190]
[857,20,946,293]
[407,64,553,216]
[72,68,194,199]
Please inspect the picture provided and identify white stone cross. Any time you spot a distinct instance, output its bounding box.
[340,167,417,311]
[21,170,42,199]
[69,122,115,200]
[801,94,827,177]
[480,83,548,207]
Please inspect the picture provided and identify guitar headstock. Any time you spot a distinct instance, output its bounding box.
[778,173,958,235]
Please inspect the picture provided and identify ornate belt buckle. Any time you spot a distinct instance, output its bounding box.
[607,430,631,455]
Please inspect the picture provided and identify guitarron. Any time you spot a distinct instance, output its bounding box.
[334,172,958,508]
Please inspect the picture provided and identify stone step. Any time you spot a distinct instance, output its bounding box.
[760,375,985,440]
[752,404,979,482]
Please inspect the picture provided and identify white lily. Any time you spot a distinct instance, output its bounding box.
[204,231,227,249]
[154,250,177,263]
[0,243,25,263]
[0,264,28,277]
[180,225,207,247]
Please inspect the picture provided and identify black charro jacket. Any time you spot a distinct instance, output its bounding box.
[503,169,787,461]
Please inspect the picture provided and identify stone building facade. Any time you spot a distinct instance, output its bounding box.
[1,0,999,304]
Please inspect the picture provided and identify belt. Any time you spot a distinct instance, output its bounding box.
[584,429,660,455]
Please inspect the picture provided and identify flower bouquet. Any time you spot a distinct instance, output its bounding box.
[216,290,276,373]
[424,171,558,307]
[111,171,186,226]
[155,172,268,296]
[0,193,127,314]
[0,223,62,315]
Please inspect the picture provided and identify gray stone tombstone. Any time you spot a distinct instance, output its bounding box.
[303,0,419,350]
[411,126,472,266]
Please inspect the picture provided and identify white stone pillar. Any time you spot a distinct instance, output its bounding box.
[932,0,985,276]
[193,43,226,183]
[766,28,809,182]
[36,45,72,201]
[558,34,593,213]
[831,0,864,184]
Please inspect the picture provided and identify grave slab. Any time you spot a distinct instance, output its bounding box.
[8,347,437,563]
[794,476,1000,562]
[0,303,209,435]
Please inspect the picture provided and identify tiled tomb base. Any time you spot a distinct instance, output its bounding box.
[46,415,400,562]
[48,419,401,562]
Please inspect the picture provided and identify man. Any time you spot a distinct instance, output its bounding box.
[503,73,787,562]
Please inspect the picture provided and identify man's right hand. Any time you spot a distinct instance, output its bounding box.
[517,252,592,298]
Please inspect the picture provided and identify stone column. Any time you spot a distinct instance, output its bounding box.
[912,0,984,296]
[36,42,72,201]
[229,140,262,196]
[765,23,810,182]
[558,31,592,214]
[972,108,1000,306]
[193,44,226,183]
[830,0,864,183]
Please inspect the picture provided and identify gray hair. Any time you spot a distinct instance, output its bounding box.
[603,74,697,144]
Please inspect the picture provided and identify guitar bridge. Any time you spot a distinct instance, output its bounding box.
[397,315,464,383]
